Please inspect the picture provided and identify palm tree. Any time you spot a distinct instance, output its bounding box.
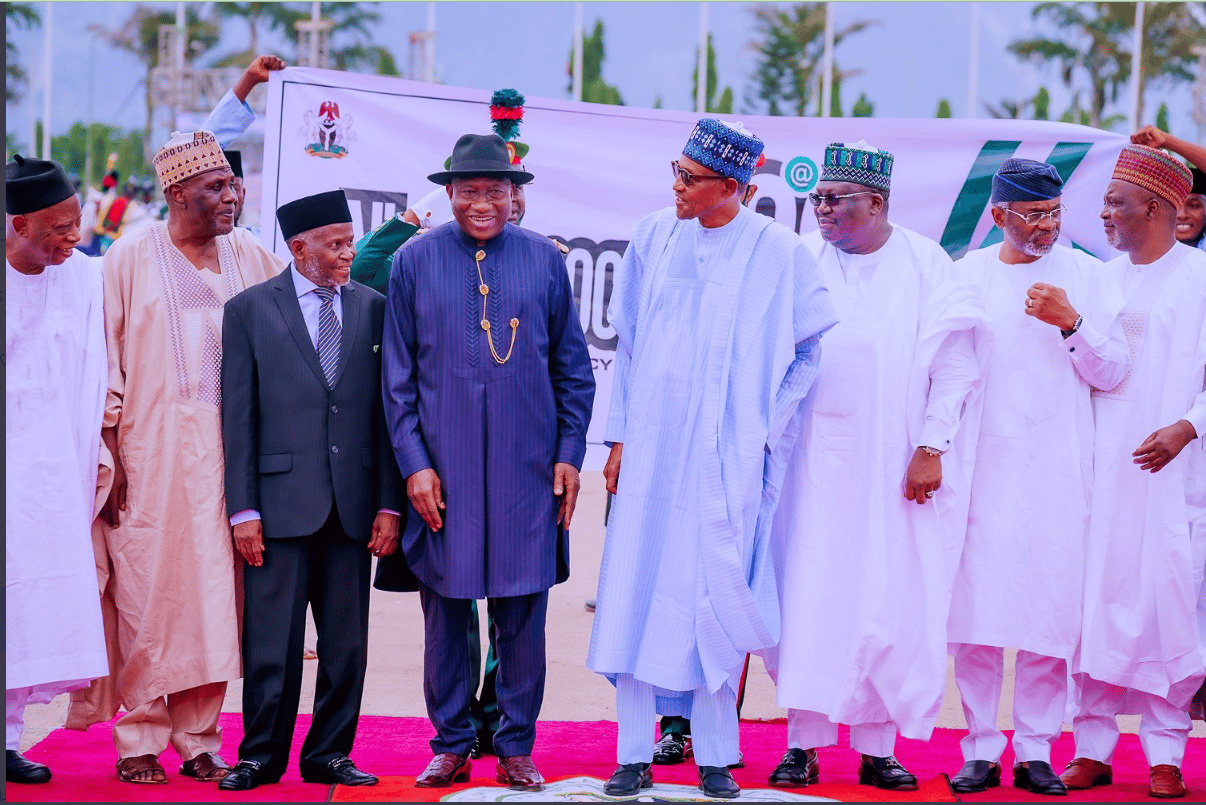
[747,3,875,117]
[6,3,41,104]
[210,2,291,68]
[264,3,399,75]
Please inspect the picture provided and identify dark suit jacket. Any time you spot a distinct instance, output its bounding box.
[222,265,404,541]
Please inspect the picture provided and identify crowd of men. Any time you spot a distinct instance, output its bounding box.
[6,66,1206,801]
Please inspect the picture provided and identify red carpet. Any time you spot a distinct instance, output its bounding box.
[5,714,1204,802]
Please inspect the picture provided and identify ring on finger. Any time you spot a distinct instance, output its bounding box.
[925,491,935,498]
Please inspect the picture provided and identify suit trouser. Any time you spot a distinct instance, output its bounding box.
[952,643,1067,764]
[419,584,548,757]
[615,675,738,767]
[1072,674,1199,768]
[112,682,226,761]
[238,507,371,777]
[787,708,897,757]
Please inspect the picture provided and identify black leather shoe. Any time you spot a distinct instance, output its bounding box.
[652,730,692,764]
[1015,761,1068,796]
[951,759,1002,793]
[6,750,51,784]
[858,755,919,791]
[301,755,378,786]
[698,765,740,799]
[218,760,280,791]
[769,747,819,787]
[604,762,652,796]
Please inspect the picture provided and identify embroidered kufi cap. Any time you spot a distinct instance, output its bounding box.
[1191,167,1206,197]
[991,158,1064,203]
[682,118,764,184]
[277,189,354,242]
[1112,144,1193,209]
[224,149,243,179]
[821,141,894,192]
[153,130,229,192]
[5,154,77,215]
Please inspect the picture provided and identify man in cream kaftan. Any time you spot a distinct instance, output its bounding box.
[66,132,283,784]
[1060,145,1206,799]
[587,120,835,799]
[946,159,1128,796]
[6,155,109,784]
[768,142,988,792]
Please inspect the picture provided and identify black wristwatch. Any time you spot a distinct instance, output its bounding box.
[1060,315,1083,339]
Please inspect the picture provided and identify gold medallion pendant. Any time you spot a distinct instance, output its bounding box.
[474,249,518,364]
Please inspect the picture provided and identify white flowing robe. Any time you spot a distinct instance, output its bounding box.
[770,225,989,740]
[587,205,836,699]
[949,243,1128,659]
[1079,242,1206,704]
[6,253,109,697]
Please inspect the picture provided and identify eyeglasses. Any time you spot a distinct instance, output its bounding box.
[1001,205,1066,225]
[807,191,879,208]
[671,160,728,187]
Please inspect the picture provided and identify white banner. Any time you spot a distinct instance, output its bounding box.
[261,67,1127,470]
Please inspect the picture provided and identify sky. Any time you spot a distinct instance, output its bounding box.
[5,1,1203,154]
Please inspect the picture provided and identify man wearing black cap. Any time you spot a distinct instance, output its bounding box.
[382,133,594,792]
[5,154,109,785]
[946,159,1128,796]
[217,189,403,791]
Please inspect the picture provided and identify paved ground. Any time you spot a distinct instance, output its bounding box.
[19,471,1202,751]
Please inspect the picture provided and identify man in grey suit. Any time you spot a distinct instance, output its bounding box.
[218,189,404,791]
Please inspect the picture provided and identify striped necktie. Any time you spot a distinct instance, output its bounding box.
[313,286,340,386]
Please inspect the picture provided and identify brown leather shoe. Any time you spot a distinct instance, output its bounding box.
[496,755,544,791]
[1149,765,1187,798]
[415,753,471,788]
[1060,757,1112,789]
[180,751,232,781]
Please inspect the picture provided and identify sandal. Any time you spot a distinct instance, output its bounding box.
[117,753,168,784]
[181,751,232,781]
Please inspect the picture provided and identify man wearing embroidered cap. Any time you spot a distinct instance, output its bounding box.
[5,155,108,785]
[65,130,284,785]
[382,133,594,792]
[216,190,403,791]
[945,159,1128,796]
[767,141,988,792]
[587,118,835,799]
[1058,144,1206,800]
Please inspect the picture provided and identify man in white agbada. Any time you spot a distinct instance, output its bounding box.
[1059,144,1206,801]
[767,141,988,792]
[946,158,1128,797]
[5,154,109,784]
[587,118,836,800]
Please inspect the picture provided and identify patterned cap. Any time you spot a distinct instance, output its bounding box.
[682,119,764,184]
[992,158,1064,202]
[153,130,229,192]
[1111,144,1192,209]
[821,141,894,192]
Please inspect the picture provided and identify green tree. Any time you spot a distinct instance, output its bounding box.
[47,122,151,189]
[692,33,735,114]
[260,3,399,75]
[567,20,624,105]
[210,2,288,67]
[746,2,875,117]
[1155,102,1170,133]
[6,3,41,104]
[1033,86,1051,120]
[936,98,953,118]
[851,92,874,118]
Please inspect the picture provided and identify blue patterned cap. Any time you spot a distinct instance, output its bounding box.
[991,158,1063,202]
[682,119,764,184]
[821,141,894,192]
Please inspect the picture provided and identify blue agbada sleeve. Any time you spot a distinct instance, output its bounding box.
[546,250,596,469]
[200,88,256,149]
[382,246,433,478]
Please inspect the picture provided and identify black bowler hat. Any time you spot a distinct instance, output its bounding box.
[277,189,354,242]
[224,149,243,179]
[427,133,533,186]
[6,154,76,215]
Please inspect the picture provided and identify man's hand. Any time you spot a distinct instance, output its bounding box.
[234,55,287,102]
[554,463,581,528]
[1133,420,1198,473]
[904,448,943,505]
[603,443,623,496]
[100,429,126,527]
[367,512,401,557]
[233,520,265,567]
[407,468,445,532]
[1025,283,1079,331]
[1131,125,1169,150]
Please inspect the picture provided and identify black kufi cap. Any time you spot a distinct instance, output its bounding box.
[992,158,1064,203]
[277,189,354,242]
[1191,167,1206,197]
[6,153,76,215]
[224,149,243,179]
[427,133,533,186]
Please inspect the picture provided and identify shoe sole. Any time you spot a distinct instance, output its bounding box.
[952,780,1000,793]
[496,777,545,791]
[858,774,918,791]
[768,773,819,788]
[416,769,470,788]
[1062,775,1112,790]
[604,778,653,796]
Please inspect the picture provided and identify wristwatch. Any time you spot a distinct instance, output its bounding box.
[920,445,945,458]
[1060,315,1083,339]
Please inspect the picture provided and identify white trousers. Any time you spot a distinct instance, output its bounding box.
[615,674,739,767]
[787,708,897,757]
[6,688,31,751]
[1072,675,1196,768]
[952,644,1067,764]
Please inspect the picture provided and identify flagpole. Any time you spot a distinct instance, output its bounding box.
[42,1,53,158]
[1128,1,1145,129]
[573,2,584,102]
[820,2,834,118]
[696,2,708,114]
[967,2,980,118]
